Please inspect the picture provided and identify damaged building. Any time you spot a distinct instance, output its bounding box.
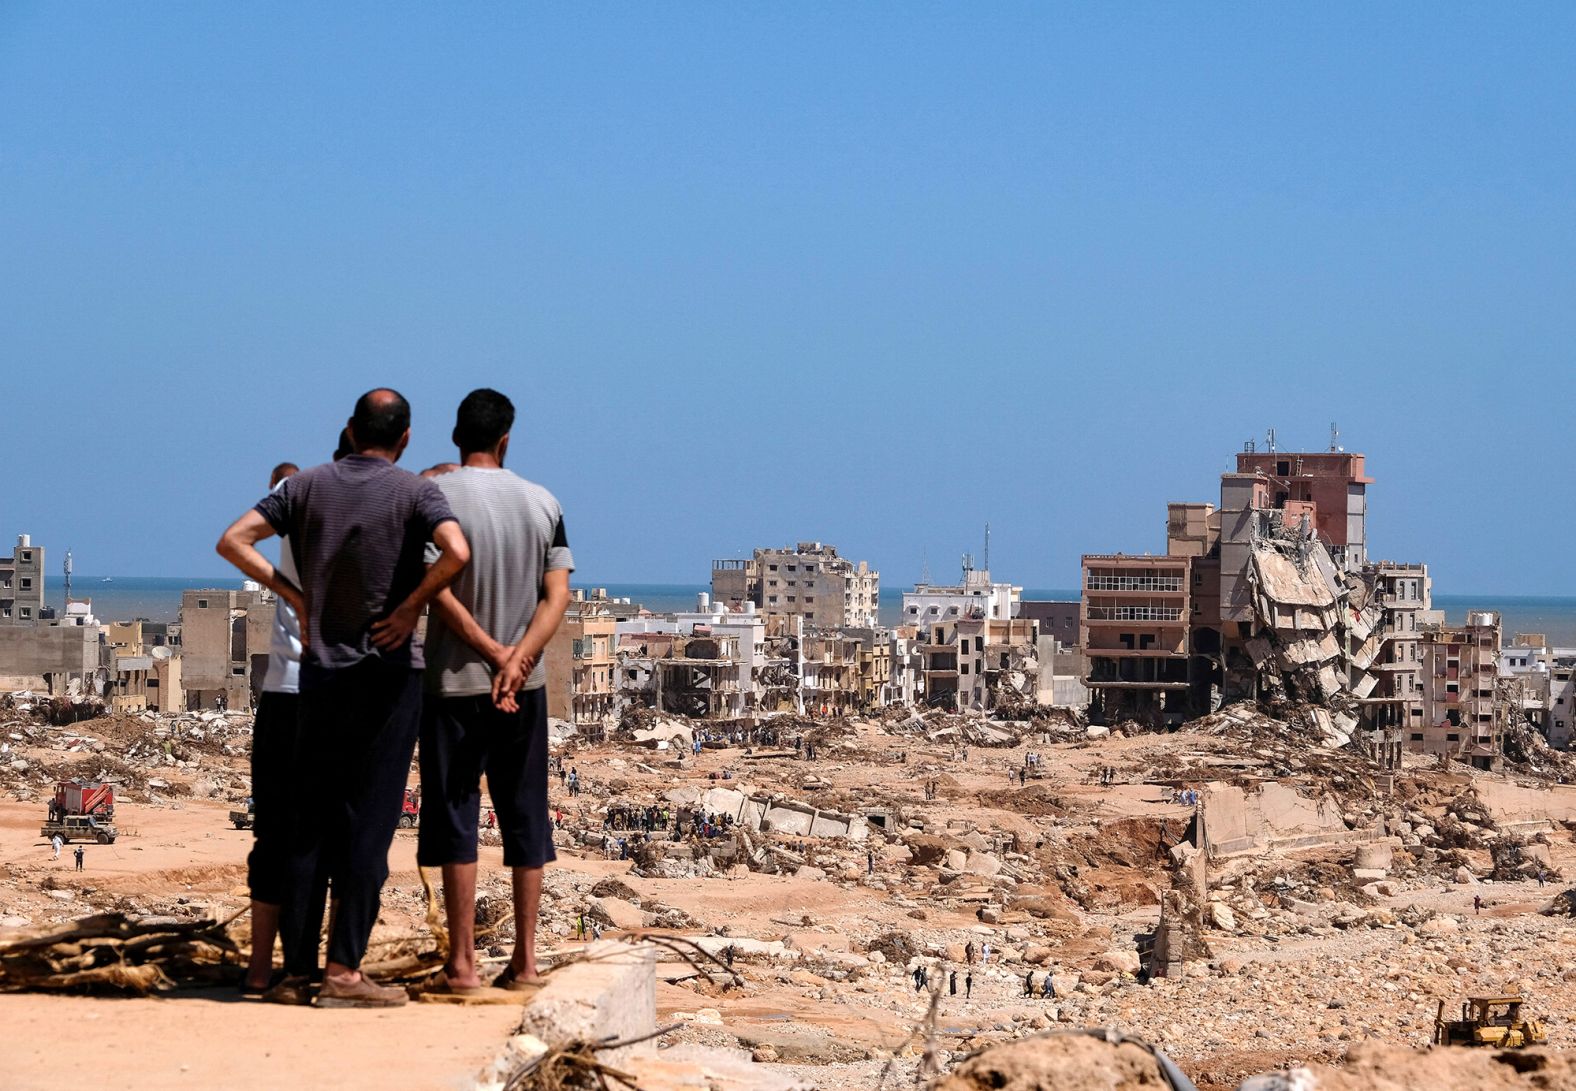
[615,630,745,720]
[1418,611,1505,767]
[1081,441,1442,744]
[709,542,879,628]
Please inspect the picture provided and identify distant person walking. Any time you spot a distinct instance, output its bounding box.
[1023,970,1035,998]
[242,459,303,997]
[73,845,84,871]
[219,388,470,1007]
[949,969,957,996]
[964,971,973,999]
[416,390,573,993]
[51,834,62,860]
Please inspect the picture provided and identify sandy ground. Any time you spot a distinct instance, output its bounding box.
[0,991,524,1091]
[4,711,1576,1090]
[0,794,535,1091]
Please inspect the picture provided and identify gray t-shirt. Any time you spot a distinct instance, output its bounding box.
[424,467,574,696]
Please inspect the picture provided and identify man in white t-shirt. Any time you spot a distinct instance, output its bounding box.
[242,460,302,996]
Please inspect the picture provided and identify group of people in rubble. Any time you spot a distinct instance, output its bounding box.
[217,387,572,1007]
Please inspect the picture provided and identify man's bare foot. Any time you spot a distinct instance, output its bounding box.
[492,964,545,991]
[442,963,483,990]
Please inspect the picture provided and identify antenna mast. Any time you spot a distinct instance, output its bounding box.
[63,550,72,610]
[983,522,990,574]
[1329,421,1340,452]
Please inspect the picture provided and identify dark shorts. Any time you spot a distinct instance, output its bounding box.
[247,690,298,904]
[418,688,556,869]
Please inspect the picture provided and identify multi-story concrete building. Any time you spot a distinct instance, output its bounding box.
[1417,611,1502,766]
[802,630,862,716]
[1079,441,1429,740]
[0,534,45,624]
[1233,449,1370,571]
[915,616,988,711]
[844,627,895,708]
[1080,554,1193,722]
[1498,635,1576,750]
[543,604,619,726]
[983,617,1041,710]
[1019,599,1080,651]
[0,620,102,694]
[711,543,878,628]
[902,566,1020,628]
[888,626,922,708]
[1367,562,1437,733]
[179,587,272,711]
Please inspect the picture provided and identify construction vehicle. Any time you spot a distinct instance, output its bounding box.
[230,799,255,830]
[1433,995,1547,1048]
[41,780,119,845]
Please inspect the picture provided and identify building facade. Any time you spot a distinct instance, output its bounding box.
[0,534,45,624]
[543,605,619,725]
[1417,611,1503,765]
[1080,554,1193,722]
[179,587,271,711]
[711,543,879,628]
[902,566,1020,628]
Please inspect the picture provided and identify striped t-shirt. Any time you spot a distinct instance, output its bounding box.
[423,466,574,696]
[254,454,457,683]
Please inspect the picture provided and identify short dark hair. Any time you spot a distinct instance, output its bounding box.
[269,462,299,488]
[333,428,354,461]
[350,388,411,450]
[453,388,515,454]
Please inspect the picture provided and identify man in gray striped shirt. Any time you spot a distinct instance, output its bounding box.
[419,388,572,993]
[219,388,470,1007]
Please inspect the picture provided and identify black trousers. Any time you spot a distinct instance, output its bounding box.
[279,658,421,975]
[417,688,556,870]
[248,691,298,905]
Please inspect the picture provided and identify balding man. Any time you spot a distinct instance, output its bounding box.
[218,388,470,1007]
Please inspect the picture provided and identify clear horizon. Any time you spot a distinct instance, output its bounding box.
[56,574,1576,602]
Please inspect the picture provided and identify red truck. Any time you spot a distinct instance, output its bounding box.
[42,780,119,844]
[397,788,419,829]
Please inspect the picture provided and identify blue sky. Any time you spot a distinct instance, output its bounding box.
[3,5,1574,593]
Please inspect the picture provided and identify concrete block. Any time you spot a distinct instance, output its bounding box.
[516,940,656,1064]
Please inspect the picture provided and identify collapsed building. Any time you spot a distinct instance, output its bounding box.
[1082,442,1443,746]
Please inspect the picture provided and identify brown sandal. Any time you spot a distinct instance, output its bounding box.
[491,965,545,992]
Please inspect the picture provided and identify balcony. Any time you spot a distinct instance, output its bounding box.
[1085,575,1184,592]
[1086,605,1183,622]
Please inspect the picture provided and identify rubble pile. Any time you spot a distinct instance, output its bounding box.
[0,709,255,804]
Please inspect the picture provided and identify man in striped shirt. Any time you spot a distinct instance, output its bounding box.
[218,388,470,1007]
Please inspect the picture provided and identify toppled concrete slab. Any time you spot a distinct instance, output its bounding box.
[1198,781,1380,857]
[666,784,869,842]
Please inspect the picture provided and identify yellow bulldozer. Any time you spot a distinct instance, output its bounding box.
[1433,995,1547,1048]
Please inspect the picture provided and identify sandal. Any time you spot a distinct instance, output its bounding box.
[422,971,487,998]
[239,968,287,999]
[491,964,545,992]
